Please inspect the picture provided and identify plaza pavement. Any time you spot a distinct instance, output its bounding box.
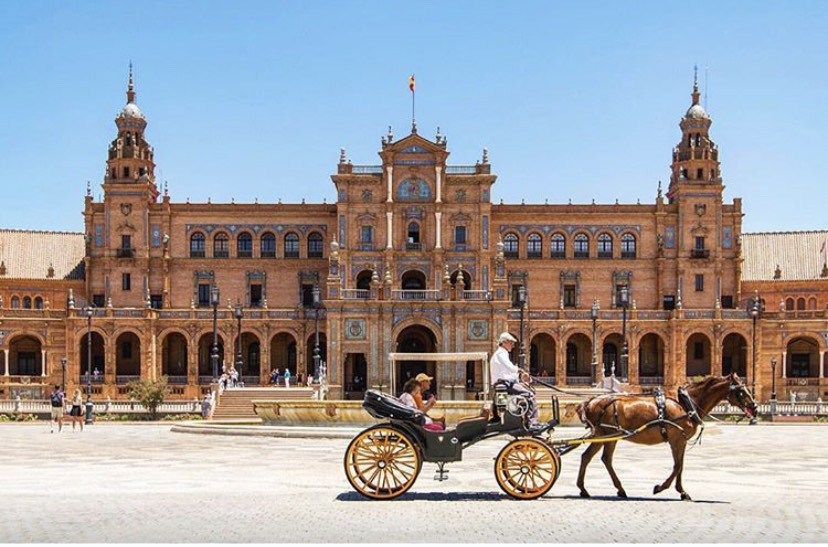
[0,422,825,543]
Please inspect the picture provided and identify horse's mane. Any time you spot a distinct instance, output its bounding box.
[685,374,728,391]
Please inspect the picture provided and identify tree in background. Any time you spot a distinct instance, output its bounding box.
[127,376,170,420]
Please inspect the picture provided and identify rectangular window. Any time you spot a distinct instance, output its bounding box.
[150,294,163,309]
[123,167,130,178]
[118,235,133,258]
[361,226,372,243]
[198,283,211,307]
[455,226,467,244]
[695,236,705,250]
[260,236,276,258]
[721,295,734,309]
[695,274,704,292]
[250,284,263,307]
[693,342,704,360]
[663,295,675,311]
[723,226,732,249]
[563,285,577,308]
[696,168,704,179]
[92,294,105,308]
[615,284,629,307]
[302,284,315,308]
[122,273,131,291]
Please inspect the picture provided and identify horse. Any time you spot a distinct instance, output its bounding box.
[574,373,757,501]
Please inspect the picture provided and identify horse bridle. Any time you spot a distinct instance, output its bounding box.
[728,380,758,416]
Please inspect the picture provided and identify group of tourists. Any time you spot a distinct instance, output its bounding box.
[219,366,240,390]
[269,368,313,387]
[49,385,85,433]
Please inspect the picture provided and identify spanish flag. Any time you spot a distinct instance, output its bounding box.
[409,74,415,93]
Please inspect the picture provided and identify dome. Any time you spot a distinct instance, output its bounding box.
[685,103,708,120]
[118,102,145,120]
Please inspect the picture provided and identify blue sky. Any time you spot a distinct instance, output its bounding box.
[1,1,826,233]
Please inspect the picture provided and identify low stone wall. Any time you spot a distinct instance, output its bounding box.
[253,399,586,427]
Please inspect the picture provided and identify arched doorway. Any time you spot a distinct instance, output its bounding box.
[162,333,188,383]
[306,332,328,380]
[529,333,556,377]
[9,335,42,376]
[685,333,711,378]
[197,333,225,381]
[638,333,665,383]
[356,270,373,293]
[721,333,747,377]
[115,332,141,383]
[79,331,106,381]
[395,324,437,394]
[344,353,368,398]
[232,332,261,383]
[786,337,820,378]
[565,333,592,383]
[602,333,623,377]
[450,270,472,291]
[270,333,297,376]
[400,270,426,299]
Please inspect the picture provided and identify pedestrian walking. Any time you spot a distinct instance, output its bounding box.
[68,389,84,432]
[49,385,64,433]
[201,394,213,419]
[284,369,291,388]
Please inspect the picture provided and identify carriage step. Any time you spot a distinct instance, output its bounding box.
[433,464,450,481]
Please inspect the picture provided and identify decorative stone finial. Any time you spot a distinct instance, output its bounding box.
[339,147,346,163]
[106,297,113,309]
[227,298,232,309]
[657,180,663,199]
[387,126,393,142]
[190,297,195,309]
[0,295,3,309]
[262,298,268,309]
[443,263,450,282]
[0,260,6,276]
[482,147,489,164]
[435,127,442,143]
[384,263,392,285]
[715,297,721,310]
[87,180,91,197]
[231,197,235,204]
[163,180,168,197]
[47,263,55,278]
[457,267,465,287]
[67,289,74,309]
[774,264,782,279]
[371,266,380,284]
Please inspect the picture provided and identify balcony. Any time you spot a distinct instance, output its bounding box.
[116,375,140,385]
[406,243,423,251]
[342,289,370,300]
[691,249,710,259]
[392,289,441,301]
[116,247,134,258]
[566,376,593,385]
[639,376,664,385]
[461,290,492,301]
[166,375,189,385]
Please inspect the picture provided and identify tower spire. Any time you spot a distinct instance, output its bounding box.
[691,64,700,106]
[127,61,135,104]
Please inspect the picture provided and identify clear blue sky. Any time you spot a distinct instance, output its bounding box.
[1,1,826,233]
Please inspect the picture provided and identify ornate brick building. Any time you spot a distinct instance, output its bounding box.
[0,70,824,401]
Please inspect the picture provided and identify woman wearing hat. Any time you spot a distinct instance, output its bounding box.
[413,372,446,428]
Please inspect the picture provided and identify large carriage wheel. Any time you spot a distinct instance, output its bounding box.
[344,425,422,500]
[494,438,561,500]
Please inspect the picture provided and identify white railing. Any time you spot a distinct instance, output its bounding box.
[566,376,593,385]
[341,289,370,300]
[461,290,491,301]
[0,398,201,414]
[639,376,664,385]
[391,289,441,301]
[711,401,828,416]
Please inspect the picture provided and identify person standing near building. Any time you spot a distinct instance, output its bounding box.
[68,389,84,431]
[284,368,291,388]
[49,385,64,433]
[490,332,542,431]
[201,394,213,419]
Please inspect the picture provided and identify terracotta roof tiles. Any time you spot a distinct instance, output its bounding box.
[0,229,85,280]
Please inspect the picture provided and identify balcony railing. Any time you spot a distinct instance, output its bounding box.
[116,248,134,258]
[461,290,492,301]
[406,243,423,251]
[392,289,441,301]
[79,375,106,384]
[166,376,189,385]
[566,376,593,385]
[351,165,383,174]
[116,375,140,385]
[639,376,664,385]
[691,249,710,259]
[342,289,370,300]
[786,377,820,387]
[445,165,478,174]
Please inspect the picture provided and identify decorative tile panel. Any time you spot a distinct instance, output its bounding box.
[344,319,367,340]
[467,320,489,341]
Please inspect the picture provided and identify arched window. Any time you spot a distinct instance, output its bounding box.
[307,232,323,258]
[356,270,373,294]
[504,233,519,258]
[527,234,542,258]
[808,297,817,310]
[551,233,566,258]
[621,233,637,259]
[11,296,20,309]
[574,234,589,258]
[34,297,43,309]
[189,232,206,258]
[23,296,32,309]
[597,233,613,258]
[785,298,794,311]
[407,222,421,250]
[797,297,806,311]
[213,233,229,258]
[260,232,276,258]
[284,233,300,258]
[237,232,253,258]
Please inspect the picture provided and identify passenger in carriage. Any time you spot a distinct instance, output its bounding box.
[413,373,447,429]
[399,378,444,431]
[490,332,543,432]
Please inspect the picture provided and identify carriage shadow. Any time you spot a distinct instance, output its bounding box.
[337,491,729,503]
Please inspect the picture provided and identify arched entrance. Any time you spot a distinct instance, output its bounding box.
[115,332,141,383]
[565,333,592,383]
[395,324,437,394]
[79,332,106,380]
[529,333,556,377]
[232,332,261,383]
[197,333,225,381]
[344,353,367,398]
[270,333,297,375]
[638,333,665,383]
[786,337,820,378]
[686,333,711,378]
[306,332,328,379]
[602,333,623,377]
[9,335,42,376]
[162,333,188,383]
[721,333,747,377]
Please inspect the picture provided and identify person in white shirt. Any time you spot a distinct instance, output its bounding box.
[490,332,540,428]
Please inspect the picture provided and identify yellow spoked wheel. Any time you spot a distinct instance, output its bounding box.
[344,425,422,500]
[494,438,561,500]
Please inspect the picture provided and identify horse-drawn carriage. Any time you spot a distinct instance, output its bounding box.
[343,373,758,501]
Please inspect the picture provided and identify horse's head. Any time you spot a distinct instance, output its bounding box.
[725,373,758,419]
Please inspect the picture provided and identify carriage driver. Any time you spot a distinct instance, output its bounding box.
[490,332,542,431]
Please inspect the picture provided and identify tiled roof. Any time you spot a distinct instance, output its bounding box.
[742,231,828,281]
[0,229,85,280]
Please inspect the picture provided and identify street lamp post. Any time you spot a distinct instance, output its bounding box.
[590,300,600,386]
[619,286,629,380]
[749,296,760,425]
[517,285,527,369]
[770,356,778,416]
[60,357,67,394]
[83,306,94,425]
[234,302,244,387]
[210,286,220,382]
[312,285,321,382]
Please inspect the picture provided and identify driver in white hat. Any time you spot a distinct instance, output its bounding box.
[490,332,540,429]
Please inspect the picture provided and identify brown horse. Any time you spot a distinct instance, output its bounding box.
[575,373,757,501]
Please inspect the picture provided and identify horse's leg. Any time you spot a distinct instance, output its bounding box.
[653,436,682,495]
[673,438,691,501]
[576,443,602,498]
[600,441,626,498]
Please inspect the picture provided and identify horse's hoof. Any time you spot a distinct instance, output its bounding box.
[579,490,590,499]
[680,492,692,501]
[653,485,661,495]
[618,490,627,499]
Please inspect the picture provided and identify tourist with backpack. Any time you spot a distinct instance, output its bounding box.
[49,385,64,433]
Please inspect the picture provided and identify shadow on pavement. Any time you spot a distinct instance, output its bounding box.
[552,494,729,504]
[336,491,506,502]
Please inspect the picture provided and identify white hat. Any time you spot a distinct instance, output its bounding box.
[498,332,518,344]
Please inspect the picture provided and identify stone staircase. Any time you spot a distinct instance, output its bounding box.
[212,387,316,421]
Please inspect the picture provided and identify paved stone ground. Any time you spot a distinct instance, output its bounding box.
[1,423,826,543]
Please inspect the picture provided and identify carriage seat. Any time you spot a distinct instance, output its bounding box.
[362,389,426,426]
[450,415,489,443]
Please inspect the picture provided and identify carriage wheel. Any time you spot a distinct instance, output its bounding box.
[494,438,561,500]
[344,425,422,500]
